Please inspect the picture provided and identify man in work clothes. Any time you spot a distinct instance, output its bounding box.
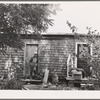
[29,54,37,79]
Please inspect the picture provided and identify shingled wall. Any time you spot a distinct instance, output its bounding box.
[0,34,99,80]
[0,34,76,79]
[22,35,76,79]
[38,35,75,79]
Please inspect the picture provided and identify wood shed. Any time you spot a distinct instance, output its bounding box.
[0,33,94,80]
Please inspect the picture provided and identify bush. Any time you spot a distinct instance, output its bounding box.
[48,72,59,84]
[2,79,24,90]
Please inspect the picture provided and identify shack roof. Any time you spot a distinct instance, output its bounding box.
[21,32,90,39]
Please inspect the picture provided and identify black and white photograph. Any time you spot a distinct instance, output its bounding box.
[0,1,100,98]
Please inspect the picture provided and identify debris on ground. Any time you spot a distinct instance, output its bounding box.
[23,83,81,90]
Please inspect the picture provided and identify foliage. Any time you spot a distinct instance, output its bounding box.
[0,4,59,54]
[48,71,59,84]
[81,84,95,90]
[66,20,100,78]
[2,79,24,90]
[14,63,24,79]
[5,55,24,80]
[1,58,24,90]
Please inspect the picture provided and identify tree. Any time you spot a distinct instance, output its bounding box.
[0,4,59,54]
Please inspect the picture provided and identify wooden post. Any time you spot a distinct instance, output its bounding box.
[43,68,49,84]
[67,54,71,77]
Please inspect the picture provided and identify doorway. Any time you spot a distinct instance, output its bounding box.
[25,44,38,77]
[75,42,92,76]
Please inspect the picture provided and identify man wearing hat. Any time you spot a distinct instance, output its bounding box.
[29,53,38,79]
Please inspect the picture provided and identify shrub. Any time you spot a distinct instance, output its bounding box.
[48,72,59,84]
[2,79,24,90]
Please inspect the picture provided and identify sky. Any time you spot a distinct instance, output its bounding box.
[46,2,100,34]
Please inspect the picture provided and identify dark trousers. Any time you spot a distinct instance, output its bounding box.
[30,66,34,78]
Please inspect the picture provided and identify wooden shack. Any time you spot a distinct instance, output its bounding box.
[0,33,94,80]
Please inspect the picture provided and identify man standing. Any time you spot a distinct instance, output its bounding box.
[29,54,38,79]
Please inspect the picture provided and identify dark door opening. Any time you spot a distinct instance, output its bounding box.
[25,44,38,77]
[77,43,91,77]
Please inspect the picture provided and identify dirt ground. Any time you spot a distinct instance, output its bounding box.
[23,83,82,90]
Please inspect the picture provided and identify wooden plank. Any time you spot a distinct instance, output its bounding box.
[67,55,74,76]
[21,79,42,82]
[43,68,49,84]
